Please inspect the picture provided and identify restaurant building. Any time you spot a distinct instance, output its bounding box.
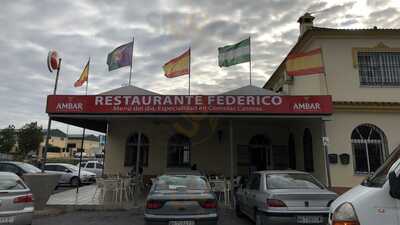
[46,84,333,188]
[265,13,400,192]
[45,13,400,192]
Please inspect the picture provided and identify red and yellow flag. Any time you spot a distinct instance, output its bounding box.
[286,48,324,76]
[74,59,90,87]
[163,49,190,78]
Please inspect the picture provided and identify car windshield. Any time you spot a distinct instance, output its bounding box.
[363,147,400,187]
[0,176,26,190]
[18,163,41,173]
[154,175,209,191]
[266,173,325,190]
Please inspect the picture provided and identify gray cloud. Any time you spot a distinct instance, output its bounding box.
[0,0,398,134]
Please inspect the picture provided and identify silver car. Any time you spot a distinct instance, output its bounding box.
[44,163,96,186]
[0,172,33,225]
[236,171,337,225]
[145,174,218,225]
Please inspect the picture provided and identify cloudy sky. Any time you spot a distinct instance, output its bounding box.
[0,0,399,134]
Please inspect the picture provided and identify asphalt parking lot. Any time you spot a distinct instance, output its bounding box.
[33,208,253,225]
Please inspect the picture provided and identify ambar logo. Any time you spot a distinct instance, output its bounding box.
[56,102,83,111]
[293,102,321,111]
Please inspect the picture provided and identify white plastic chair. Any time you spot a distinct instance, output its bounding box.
[101,179,120,203]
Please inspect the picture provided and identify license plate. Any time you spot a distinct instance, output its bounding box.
[169,221,195,225]
[296,216,323,224]
[0,216,14,224]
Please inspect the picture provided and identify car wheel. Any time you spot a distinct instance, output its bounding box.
[255,210,263,225]
[235,203,244,217]
[70,177,81,187]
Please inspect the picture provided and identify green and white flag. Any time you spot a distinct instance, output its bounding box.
[218,38,250,67]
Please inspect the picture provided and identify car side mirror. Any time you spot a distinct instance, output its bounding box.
[64,169,71,173]
[388,171,400,199]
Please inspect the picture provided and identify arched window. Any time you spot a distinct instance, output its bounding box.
[288,133,296,169]
[125,133,149,167]
[167,134,191,167]
[303,128,314,172]
[351,124,387,174]
[249,135,270,171]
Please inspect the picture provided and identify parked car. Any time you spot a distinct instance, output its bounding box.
[44,163,96,187]
[0,161,41,178]
[0,172,34,225]
[329,146,400,225]
[236,170,337,225]
[145,174,219,225]
[76,160,103,177]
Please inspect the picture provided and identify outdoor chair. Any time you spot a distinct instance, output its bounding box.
[100,179,120,203]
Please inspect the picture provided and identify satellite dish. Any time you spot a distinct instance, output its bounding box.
[47,50,59,72]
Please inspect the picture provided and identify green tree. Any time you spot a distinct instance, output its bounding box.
[17,122,43,159]
[0,125,16,153]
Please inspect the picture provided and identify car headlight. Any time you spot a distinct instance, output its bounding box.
[332,202,360,225]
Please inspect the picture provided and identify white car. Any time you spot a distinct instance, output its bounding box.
[77,161,103,177]
[329,146,400,225]
[44,163,96,186]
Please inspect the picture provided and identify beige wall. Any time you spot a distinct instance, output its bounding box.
[38,136,67,158]
[326,110,400,187]
[104,117,328,184]
[268,36,400,188]
[285,38,400,101]
[68,139,100,156]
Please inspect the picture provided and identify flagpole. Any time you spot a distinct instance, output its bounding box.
[129,37,134,86]
[77,57,89,193]
[188,48,191,96]
[249,36,252,86]
[42,58,62,172]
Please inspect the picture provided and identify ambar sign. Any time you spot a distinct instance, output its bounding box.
[46,95,333,114]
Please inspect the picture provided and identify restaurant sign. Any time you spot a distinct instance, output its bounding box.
[46,95,333,114]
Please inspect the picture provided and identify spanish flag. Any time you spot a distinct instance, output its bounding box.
[74,59,90,87]
[286,48,324,76]
[163,49,190,78]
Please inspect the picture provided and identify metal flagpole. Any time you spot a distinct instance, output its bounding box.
[249,36,252,86]
[42,58,62,172]
[188,48,191,96]
[77,58,89,193]
[129,37,134,86]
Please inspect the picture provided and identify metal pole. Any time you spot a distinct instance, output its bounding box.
[77,61,89,193]
[229,120,234,209]
[42,58,62,172]
[321,119,332,188]
[129,37,134,86]
[134,132,142,206]
[102,122,109,177]
[188,48,191,96]
[249,36,252,86]
[135,132,142,176]
[76,128,86,193]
